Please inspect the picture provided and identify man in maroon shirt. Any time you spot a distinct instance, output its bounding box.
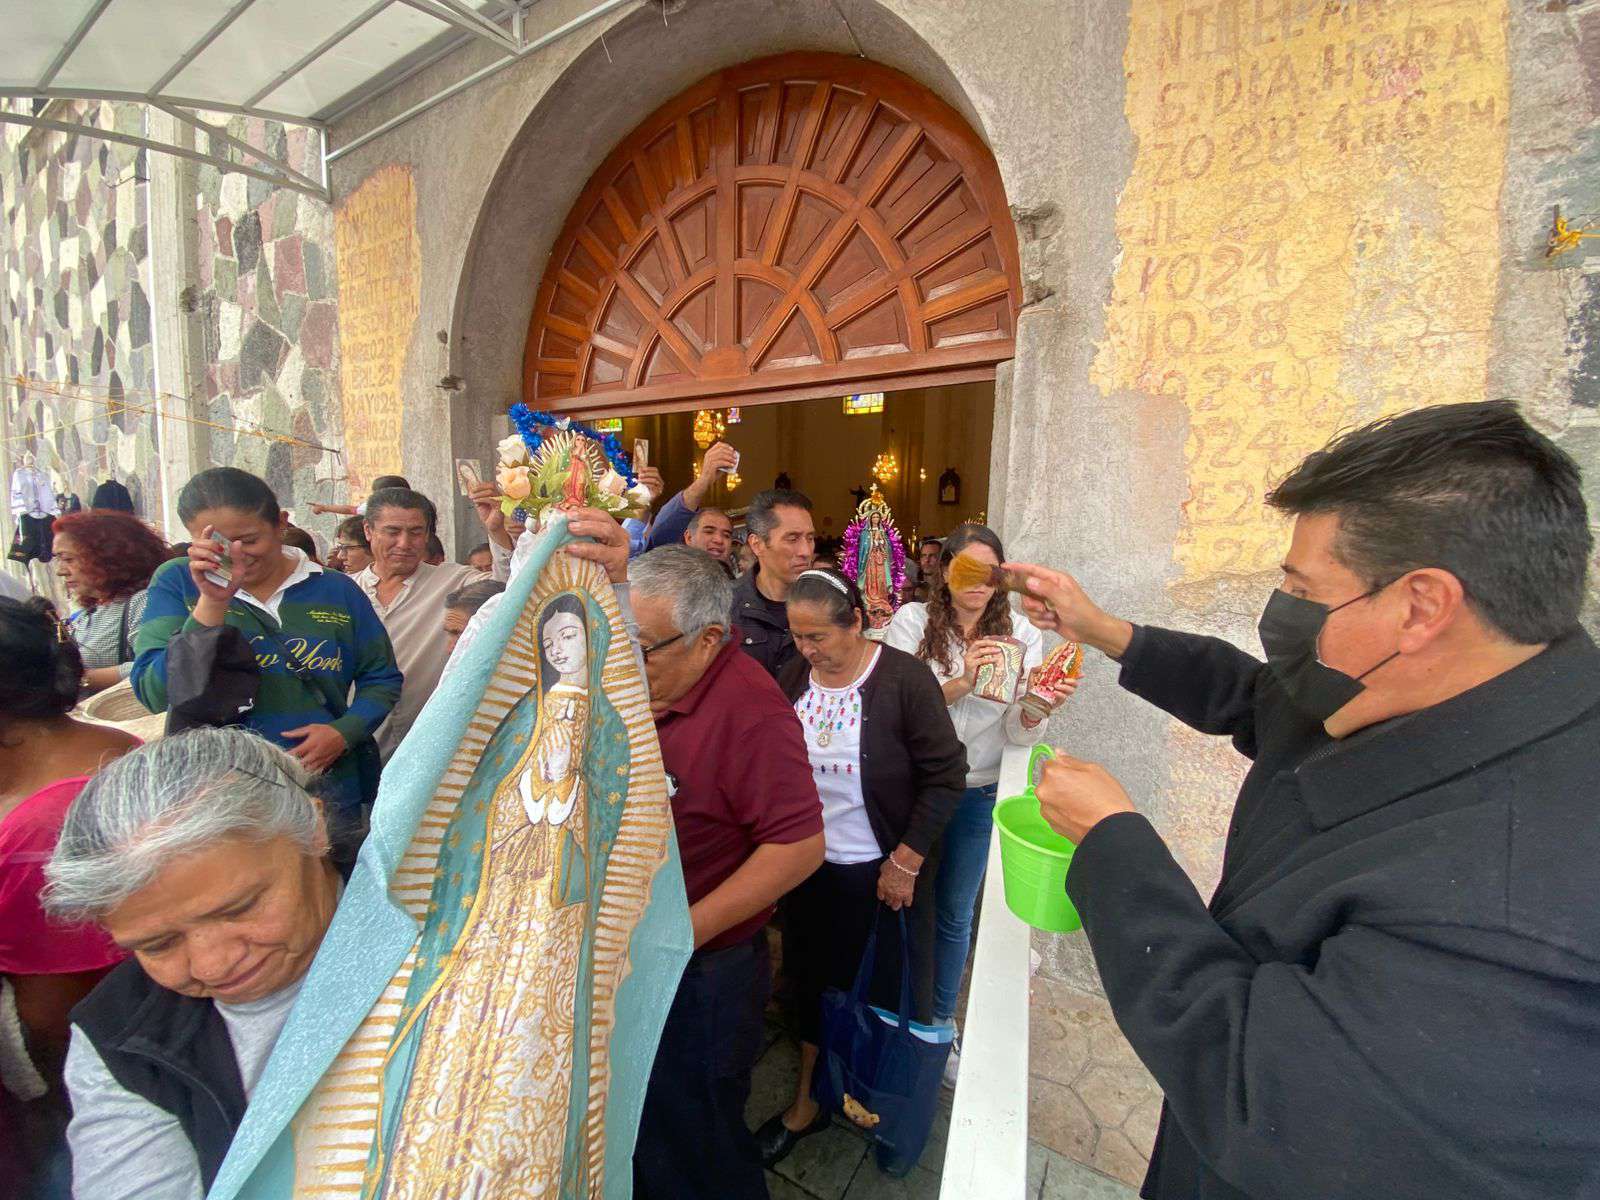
[625,544,824,1200]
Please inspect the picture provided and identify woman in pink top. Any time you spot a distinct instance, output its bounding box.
[0,596,137,1197]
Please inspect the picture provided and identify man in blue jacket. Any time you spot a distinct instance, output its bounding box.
[643,442,738,554]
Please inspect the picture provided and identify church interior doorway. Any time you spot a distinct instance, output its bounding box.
[602,381,994,565]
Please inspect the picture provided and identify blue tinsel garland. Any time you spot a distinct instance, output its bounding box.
[508,403,637,487]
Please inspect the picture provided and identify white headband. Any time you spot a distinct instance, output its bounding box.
[797,569,850,596]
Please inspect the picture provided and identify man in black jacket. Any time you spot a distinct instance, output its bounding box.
[732,488,816,678]
[1014,401,1600,1200]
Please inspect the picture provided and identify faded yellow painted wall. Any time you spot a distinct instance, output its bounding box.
[1093,0,1510,581]
[334,165,422,499]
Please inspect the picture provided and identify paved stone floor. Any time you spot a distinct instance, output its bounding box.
[747,1027,949,1200]
[1026,974,1159,1189]
[751,913,1154,1197]
[748,1024,1138,1200]
[1027,1144,1141,1199]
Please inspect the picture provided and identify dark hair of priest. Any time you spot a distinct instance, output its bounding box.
[1266,400,1591,644]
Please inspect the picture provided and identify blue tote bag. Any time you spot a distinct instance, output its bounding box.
[812,905,955,1169]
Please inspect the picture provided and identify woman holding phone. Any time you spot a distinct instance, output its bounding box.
[130,468,402,842]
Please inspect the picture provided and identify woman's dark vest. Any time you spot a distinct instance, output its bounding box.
[71,958,249,1191]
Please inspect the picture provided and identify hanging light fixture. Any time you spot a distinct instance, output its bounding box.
[872,451,899,484]
[692,409,726,449]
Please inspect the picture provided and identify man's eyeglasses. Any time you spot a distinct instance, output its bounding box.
[636,632,684,660]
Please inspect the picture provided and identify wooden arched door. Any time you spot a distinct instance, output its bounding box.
[523,52,1020,415]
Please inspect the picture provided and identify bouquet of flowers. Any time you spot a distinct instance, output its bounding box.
[495,405,653,525]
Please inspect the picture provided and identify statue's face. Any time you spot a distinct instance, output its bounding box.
[542,611,588,677]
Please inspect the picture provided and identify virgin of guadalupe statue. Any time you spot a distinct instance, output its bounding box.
[370,584,604,1197]
[204,518,693,1200]
[841,487,907,632]
[520,594,592,906]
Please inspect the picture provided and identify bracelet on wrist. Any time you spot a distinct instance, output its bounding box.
[887,856,919,878]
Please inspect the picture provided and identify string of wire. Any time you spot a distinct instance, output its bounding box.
[2,375,341,456]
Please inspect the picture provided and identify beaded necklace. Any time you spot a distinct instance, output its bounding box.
[800,642,875,749]
[799,687,862,750]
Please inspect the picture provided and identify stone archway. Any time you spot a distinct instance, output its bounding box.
[521,52,1020,416]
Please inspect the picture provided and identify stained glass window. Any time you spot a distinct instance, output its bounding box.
[843,393,884,416]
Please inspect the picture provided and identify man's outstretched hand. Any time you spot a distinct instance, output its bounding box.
[1035,752,1136,845]
[470,482,511,548]
[563,507,630,584]
[1001,562,1134,660]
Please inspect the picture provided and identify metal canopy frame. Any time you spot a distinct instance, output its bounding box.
[0,0,639,202]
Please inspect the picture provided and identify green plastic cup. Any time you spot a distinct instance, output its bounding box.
[995,744,1082,933]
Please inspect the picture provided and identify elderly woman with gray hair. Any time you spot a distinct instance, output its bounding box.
[45,727,341,1200]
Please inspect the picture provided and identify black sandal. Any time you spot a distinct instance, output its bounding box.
[753,1107,832,1168]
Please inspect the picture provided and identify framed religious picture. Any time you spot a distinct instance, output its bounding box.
[972,636,1025,703]
[938,468,961,506]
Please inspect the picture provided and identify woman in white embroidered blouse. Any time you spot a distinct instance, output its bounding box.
[757,567,968,1177]
[882,524,1076,1080]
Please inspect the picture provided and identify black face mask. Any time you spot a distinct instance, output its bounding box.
[1257,587,1399,722]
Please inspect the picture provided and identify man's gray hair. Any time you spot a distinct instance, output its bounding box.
[44,728,325,923]
[446,577,506,616]
[629,545,734,636]
[365,486,437,535]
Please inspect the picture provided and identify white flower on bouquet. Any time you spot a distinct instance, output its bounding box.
[497,433,531,467]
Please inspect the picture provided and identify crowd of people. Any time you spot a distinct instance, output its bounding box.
[5,400,1600,1200]
[2,442,1048,1198]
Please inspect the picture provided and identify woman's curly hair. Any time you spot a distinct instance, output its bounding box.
[52,509,173,608]
[915,524,1014,675]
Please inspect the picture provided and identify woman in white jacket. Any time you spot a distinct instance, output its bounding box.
[882,524,1075,1082]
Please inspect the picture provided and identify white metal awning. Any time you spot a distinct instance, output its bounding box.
[0,0,632,199]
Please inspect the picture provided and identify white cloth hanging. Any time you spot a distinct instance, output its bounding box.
[9,466,58,519]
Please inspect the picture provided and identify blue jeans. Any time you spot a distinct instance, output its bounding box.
[933,783,998,1022]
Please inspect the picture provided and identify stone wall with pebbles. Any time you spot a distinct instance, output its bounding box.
[1,101,346,541]
[1,100,160,516]
[189,115,345,524]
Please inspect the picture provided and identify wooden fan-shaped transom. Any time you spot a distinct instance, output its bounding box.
[523,52,1021,414]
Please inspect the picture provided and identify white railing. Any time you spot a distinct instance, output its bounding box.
[941,743,1033,1197]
